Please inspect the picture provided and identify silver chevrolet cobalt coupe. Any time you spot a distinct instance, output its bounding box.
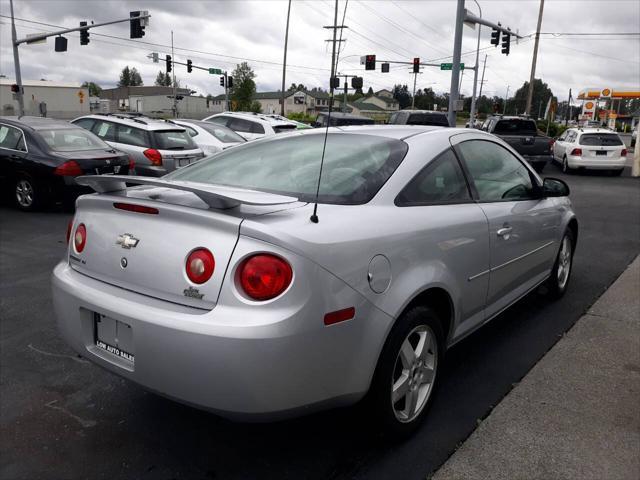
[53,125,577,436]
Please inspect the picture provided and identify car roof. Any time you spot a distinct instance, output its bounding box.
[299,124,446,140]
[77,114,188,131]
[576,128,617,134]
[210,111,295,126]
[317,112,371,120]
[0,116,79,131]
[401,110,447,115]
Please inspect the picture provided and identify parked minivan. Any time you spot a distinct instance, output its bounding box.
[72,113,204,176]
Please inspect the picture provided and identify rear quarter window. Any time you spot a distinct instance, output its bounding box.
[152,130,197,150]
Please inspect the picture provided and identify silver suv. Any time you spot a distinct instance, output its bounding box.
[72,114,204,176]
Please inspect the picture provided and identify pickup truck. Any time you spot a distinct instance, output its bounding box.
[482,116,552,172]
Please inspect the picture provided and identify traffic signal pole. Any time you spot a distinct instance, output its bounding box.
[9,0,24,116]
[525,0,545,116]
[468,0,482,128]
[447,0,465,128]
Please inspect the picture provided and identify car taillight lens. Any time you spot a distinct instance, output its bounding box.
[113,202,159,214]
[549,139,555,148]
[74,223,86,253]
[621,149,627,156]
[570,148,582,156]
[238,254,293,301]
[186,248,215,284]
[143,148,162,166]
[54,160,83,176]
[66,220,73,244]
[128,156,136,170]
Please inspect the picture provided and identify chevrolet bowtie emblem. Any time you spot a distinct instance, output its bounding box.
[116,233,139,249]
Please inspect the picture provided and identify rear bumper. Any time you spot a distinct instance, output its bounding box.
[522,154,551,166]
[133,165,167,177]
[567,155,627,169]
[52,261,392,420]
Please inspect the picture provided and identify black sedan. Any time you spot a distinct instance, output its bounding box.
[0,116,132,211]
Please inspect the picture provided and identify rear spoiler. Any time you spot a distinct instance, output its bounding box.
[76,175,298,209]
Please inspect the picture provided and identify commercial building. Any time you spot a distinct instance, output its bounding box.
[0,78,90,119]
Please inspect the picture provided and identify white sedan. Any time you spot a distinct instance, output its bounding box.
[171,119,246,156]
[552,128,627,176]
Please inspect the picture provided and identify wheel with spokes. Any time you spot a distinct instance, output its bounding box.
[367,305,443,437]
[14,174,42,211]
[546,229,575,299]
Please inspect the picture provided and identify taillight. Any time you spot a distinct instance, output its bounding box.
[238,254,293,301]
[621,149,627,156]
[128,156,136,171]
[54,160,83,176]
[549,139,555,148]
[143,148,162,166]
[113,202,159,214]
[570,148,582,156]
[66,220,73,244]
[186,248,215,284]
[73,223,87,253]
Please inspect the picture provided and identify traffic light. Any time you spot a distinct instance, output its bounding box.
[381,62,390,73]
[54,36,68,52]
[501,29,511,55]
[10,84,19,93]
[166,55,172,73]
[351,76,363,89]
[227,76,233,89]
[129,11,145,39]
[365,54,376,71]
[330,77,340,89]
[413,57,420,73]
[220,76,225,87]
[79,21,90,45]
[186,59,193,73]
[490,24,501,46]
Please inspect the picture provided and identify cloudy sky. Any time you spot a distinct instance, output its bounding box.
[1,0,639,103]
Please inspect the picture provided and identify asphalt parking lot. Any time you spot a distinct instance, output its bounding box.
[1,162,639,480]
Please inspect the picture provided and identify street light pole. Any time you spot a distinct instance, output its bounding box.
[468,0,482,128]
[447,0,466,127]
[280,0,292,117]
[525,0,545,115]
[9,0,25,116]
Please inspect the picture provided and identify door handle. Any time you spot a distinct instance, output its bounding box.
[497,226,513,238]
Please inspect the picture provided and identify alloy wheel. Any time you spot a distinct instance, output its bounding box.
[391,325,438,423]
[557,235,572,290]
[16,179,34,208]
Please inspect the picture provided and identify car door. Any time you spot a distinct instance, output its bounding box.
[553,130,569,160]
[0,123,29,183]
[454,137,561,319]
[395,147,490,339]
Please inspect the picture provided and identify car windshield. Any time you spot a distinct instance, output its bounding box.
[38,128,109,152]
[407,113,449,126]
[493,119,537,135]
[165,133,408,204]
[153,130,197,150]
[579,134,623,146]
[195,123,246,143]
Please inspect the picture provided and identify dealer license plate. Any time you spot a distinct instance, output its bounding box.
[94,313,134,363]
[596,150,608,156]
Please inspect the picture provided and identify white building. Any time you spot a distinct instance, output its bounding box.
[0,78,90,119]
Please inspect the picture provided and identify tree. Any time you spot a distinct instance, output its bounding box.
[366,86,374,96]
[154,70,172,86]
[512,78,553,117]
[81,81,102,97]
[118,66,143,87]
[249,101,262,113]
[230,62,257,111]
[392,84,412,109]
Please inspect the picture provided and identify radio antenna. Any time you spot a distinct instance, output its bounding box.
[311,0,341,224]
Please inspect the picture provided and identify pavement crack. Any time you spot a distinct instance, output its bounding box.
[28,343,89,364]
[45,400,97,428]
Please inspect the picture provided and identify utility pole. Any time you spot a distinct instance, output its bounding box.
[565,88,572,126]
[478,54,487,99]
[448,0,466,127]
[503,85,510,115]
[468,0,482,128]
[280,0,292,116]
[324,0,342,110]
[171,31,178,117]
[9,0,24,116]
[343,79,348,113]
[224,72,229,111]
[525,0,544,115]
[411,71,419,110]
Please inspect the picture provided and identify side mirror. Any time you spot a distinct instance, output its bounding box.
[543,177,570,197]
[311,121,321,128]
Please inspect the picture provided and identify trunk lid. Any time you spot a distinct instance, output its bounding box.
[57,149,130,175]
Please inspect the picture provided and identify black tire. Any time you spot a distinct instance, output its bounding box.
[562,156,574,175]
[533,163,545,173]
[366,305,444,439]
[545,229,575,299]
[609,169,624,177]
[13,174,43,212]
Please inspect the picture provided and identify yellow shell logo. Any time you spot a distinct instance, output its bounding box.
[585,102,595,109]
[601,89,611,97]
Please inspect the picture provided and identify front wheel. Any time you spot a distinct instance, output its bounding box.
[366,306,444,438]
[546,230,575,299]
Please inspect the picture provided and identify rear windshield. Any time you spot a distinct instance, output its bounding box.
[38,128,109,152]
[579,133,623,146]
[493,119,537,135]
[152,130,197,150]
[273,124,297,134]
[333,118,374,126]
[196,123,246,143]
[407,113,450,127]
[165,133,408,205]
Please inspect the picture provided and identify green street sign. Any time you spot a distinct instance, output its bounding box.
[440,63,464,71]
[208,68,222,75]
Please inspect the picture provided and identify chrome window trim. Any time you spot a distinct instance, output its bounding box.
[0,122,29,153]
